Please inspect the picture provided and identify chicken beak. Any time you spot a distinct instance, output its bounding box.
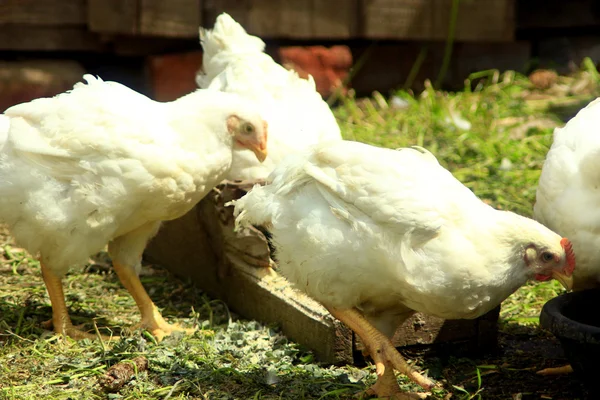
[250,128,268,162]
[552,269,574,291]
[250,143,267,163]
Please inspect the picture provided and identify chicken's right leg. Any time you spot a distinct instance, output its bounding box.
[362,360,429,399]
[41,262,110,340]
[327,307,433,398]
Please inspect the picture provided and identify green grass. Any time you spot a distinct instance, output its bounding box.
[337,67,597,217]
[2,63,600,399]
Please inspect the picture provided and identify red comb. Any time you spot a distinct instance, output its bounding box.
[560,237,576,275]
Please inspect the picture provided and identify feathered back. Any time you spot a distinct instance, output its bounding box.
[234,140,566,318]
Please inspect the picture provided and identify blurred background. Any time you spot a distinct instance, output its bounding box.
[1,0,599,110]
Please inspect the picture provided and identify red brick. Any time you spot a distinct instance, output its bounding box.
[278,45,352,97]
[147,51,203,102]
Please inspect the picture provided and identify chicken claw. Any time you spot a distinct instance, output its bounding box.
[132,305,196,342]
[363,331,433,390]
[112,261,196,342]
[41,262,117,341]
[361,361,431,399]
[327,307,434,395]
[43,319,117,341]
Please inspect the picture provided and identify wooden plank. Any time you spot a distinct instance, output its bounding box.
[269,0,313,39]
[205,0,299,39]
[202,0,251,28]
[0,25,103,51]
[139,0,201,38]
[361,0,515,42]
[0,20,194,54]
[88,0,138,35]
[0,0,86,26]
[144,182,354,365]
[437,0,515,42]
[203,0,358,39]
[361,0,435,40]
[311,0,358,38]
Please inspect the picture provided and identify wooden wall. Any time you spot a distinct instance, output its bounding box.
[0,0,515,53]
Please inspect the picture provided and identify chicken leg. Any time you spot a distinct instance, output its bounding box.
[112,260,194,341]
[326,307,433,398]
[109,222,195,342]
[41,262,109,340]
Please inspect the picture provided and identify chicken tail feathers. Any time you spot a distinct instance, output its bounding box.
[230,183,278,231]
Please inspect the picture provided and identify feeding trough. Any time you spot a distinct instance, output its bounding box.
[145,181,500,365]
[540,288,600,397]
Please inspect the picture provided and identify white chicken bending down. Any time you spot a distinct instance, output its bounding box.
[233,140,575,399]
[0,74,268,341]
[196,12,342,181]
[534,97,600,376]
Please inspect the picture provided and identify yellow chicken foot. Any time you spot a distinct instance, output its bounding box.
[537,364,574,375]
[112,261,195,341]
[326,307,434,393]
[41,262,115,340]
[361,360,429,399]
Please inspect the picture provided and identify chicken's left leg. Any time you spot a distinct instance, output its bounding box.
[327,307,433,397]
[109,222,195,342]
[41,262,113,340]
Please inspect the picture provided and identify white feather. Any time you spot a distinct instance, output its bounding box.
[534,97,600,289]
[197,13,342,181]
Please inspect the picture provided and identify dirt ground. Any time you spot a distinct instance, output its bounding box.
[410,327,586,399]
[0,221,589,400]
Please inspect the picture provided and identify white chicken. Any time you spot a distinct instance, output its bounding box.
[0,74,268,341]
[233,140,575,399]
[196,12,342,181]
[534,97,600,375]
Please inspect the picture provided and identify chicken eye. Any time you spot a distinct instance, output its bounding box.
[541,251,554,263]
[242,123,255,135]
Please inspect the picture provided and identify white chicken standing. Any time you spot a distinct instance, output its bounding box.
[233,140,575,399]
[196,12,342,181]
[0,74,268,341]
[534,97,600,375]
